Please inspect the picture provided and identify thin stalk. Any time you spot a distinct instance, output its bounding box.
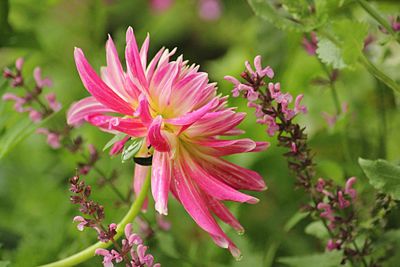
[38,173,151,267]
[356,0,399,43]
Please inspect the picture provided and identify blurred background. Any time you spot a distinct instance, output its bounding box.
[0,0,399,266]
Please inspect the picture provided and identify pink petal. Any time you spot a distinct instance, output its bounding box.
[200,156,267,191]
[205,195,244,233]
[140,33,150,71]
[195,138,257,156]
[182,153,259,204]
[151,151,172,215]
[86,115,147,137]
[67,97,114,126]
[134,164,150,212]
[171,161,231,248]
[133,94,153,126]
[165,98,219,133]
[74,48,134,115]
[125,27,148,89]
[147,115,170,152]
[102,35,132,102]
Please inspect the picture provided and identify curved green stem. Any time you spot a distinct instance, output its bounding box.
[38,174,151,267]
[356,0,400,43]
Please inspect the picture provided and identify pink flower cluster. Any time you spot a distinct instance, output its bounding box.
[315,177,357,251]
[225,55,307,137]
[95,223,160,267]
[2,58,61,123]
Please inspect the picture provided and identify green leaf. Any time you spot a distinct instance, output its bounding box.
[283,211,308,232]
[332,20,368,66]
[0,111,58,159]
[156,232,180,259]
[316,38,346,69]
[359,158,400,200]
[121,138,144,162]
[0,261,10,267]
[247,0,313,32]
[278,251,343,267]
[305,221,329,239]
[103,133,126,152]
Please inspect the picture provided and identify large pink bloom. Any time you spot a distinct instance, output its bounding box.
[67,27,267,257]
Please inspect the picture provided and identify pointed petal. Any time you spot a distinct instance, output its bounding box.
[195,138,258,156]
[181,152,259,204]
[125,27,148,89]
[67,97,114,126]
[103,36,133,102]
[165,98,219,134]
[151,151,172,215]
[200,156,267,191]
[140,33,150,71]
[74,48,134,115]
[134,94,153,126]
[205,195,244,233]
[86,115,147,137]
[134,164,150,212]
[147,116,170,152]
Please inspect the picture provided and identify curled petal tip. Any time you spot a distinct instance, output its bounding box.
[247,197,260,204]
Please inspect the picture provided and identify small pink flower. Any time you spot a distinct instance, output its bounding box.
[254,55,274,78]
[45,93,62,112]
[326,239,340,251]
[321,112,337,128]
[257,115,279,137]
[28,109,43,123]
[125,223,143,246]
[247,102,264,118]
[302,32,318,56]
[199,0,221,21]
[156,214,171,231]
[2,93,26,112]
[3,68,14,78]
[315,178,325,192]
[338,191,350,209]
[291,142,297,153]
[294,94,307,114]
[73,216,88,231]
[317,202,335,222]
[345,177,357,200]
[34,67,53,88]
[95,248,114,267]
[15,58,24,71]
[150,0,174,12]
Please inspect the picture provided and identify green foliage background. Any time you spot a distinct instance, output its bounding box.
[0,0,399,266]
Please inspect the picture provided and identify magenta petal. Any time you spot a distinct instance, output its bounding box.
[195,138,257,156]
[134,94,153,126]
[182,154,259,204]
[147,116,170,152]
[125,27,148,89]
[134,164,150,212]
[67,97,114,126]
[74,48,134,115]
[151,151,172,215]
[86,115,147,137]
[171,161,230,244]
[205,195,244,233]
[165,98,219,133]
[201,157,267,191]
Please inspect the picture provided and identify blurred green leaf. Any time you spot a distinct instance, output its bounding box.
[304,221,329,239]
[0,261,10,267]
[332,20,368,67]
[278,251,342,267]
[359,158,400,199]
[0,110,59,159]
[283,211,308,232]
[156,232,180,259]
[316,38,346,69]
[247,0,314,32]
[121,138,144,162]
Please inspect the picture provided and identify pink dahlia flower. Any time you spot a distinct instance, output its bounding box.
[67,27,267,257]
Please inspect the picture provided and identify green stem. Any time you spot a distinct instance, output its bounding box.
[359,54,400,94]
[38,173,151,267]
[356,0,399,43]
